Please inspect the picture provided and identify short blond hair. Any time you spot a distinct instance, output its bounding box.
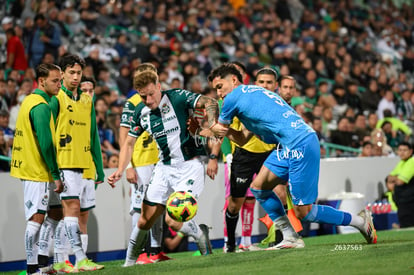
[133,63,158,90]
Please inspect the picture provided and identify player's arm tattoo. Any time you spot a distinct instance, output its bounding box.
[196,96,219,127]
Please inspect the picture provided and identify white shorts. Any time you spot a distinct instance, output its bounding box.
[80,178,96,211]
[22,180,50,221]
[145,158,205,205]
[130,164,155,215]
[48,182,62,208]
[60,169,83,200]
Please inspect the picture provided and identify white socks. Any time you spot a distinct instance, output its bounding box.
[179,219,202,240]
[274,215,299,239]
[81,234,88,254]
[125,224,149,265]
[38,217,59,257]
[150,215,163,248]
[131,212,140,231]
[64,217,86,263]
[25,221,41,265]
[349,213,365,229]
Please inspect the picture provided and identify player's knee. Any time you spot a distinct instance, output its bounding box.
[295,205,313,221]
[137,216,152,230]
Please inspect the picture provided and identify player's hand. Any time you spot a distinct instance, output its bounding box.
[54,179,64,193]
[187,116,200,136]
[207,159,218,180]
[108,170,123,188]
[210,123,228,138]
[126,167,138,184]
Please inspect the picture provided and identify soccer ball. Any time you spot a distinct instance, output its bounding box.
[166,191,198,222]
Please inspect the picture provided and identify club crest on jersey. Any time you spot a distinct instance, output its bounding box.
[161,103,170,114]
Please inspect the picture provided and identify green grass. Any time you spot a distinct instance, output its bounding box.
[4,229,414,275]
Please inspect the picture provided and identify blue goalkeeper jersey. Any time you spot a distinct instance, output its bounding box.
[218,84,315,149]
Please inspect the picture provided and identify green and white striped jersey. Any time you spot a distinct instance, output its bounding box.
[129,89,206,165]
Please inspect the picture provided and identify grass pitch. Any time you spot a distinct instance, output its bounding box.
[4,228,414,275]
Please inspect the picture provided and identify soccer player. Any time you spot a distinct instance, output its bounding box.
[79,76,99,255]
[119,63,169,264]
[222,65,276,253]
[205,64,377,249]
[107,64,219,267]
[50,54,104,272]
[10,63,64,275]
[278,75,296,105]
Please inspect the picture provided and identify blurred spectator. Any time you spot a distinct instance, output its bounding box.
[367,112,378,132]
[0,110,13,148]
[5,28,28,72]
[107,154,119,168]
[312,116,328,143]
[0,129,11,172]
[29,13,61,68]
[116,64,132,97]
[354,113,370,144]
[370,128,394,157]
[361,79,381,114]
[396,89,413,121]
[380,120,400,149]
[303,84,318,112]
[0,80,9,112]
[346,80,362,114]
[359,141,373,157]
[317,80,336,109]
[330,116,359,151]
[377,109,412,142]
[8,78,33,130]
[321,106,336,138]
[331,84,348,119]
[114,34,130,63]
[377,90,396,119]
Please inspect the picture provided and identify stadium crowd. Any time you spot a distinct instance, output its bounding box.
[1,0,414,172]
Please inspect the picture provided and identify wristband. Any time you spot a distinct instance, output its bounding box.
[177,232,184,238]
[126,162,133,169]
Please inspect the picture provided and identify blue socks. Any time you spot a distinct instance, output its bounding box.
[302,204,351,226]
[250,188,352,226]
[250,188,285,221]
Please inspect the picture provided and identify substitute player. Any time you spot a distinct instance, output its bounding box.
[10,63,64,275]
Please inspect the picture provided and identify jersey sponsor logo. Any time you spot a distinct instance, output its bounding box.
[142,136,154,148]
[25,200,33,209]
[152,126,179,139]
[14,128,23,137]
[12,159,23,168]
[69,119,86,126]
[67,105,73,112]
[41,195,48,206]
[162,114,177,123]
[276,144,305,160]
[282,110,297,119]
[290,119,307,129]
[161,103,170,114]
[59,134,72,147]
[241,85,262,94]
[13,146,22,151]
[236,177,248,184]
